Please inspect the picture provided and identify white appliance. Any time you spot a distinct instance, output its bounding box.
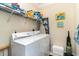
[52,45,64,56]
[11,31,49,56]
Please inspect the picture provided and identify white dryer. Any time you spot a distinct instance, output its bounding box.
[11,31,49,56]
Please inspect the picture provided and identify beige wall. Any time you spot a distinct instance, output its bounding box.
[76,4,79,26]
[40,3,76,55]
[0,9,37,49]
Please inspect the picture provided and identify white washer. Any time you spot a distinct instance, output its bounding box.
[11,31,49,56]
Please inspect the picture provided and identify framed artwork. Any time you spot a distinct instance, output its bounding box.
[56,12,65,21]
[56,12,65,28]
[57,22,64,28]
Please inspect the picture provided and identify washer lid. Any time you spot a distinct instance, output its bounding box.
[11,31,40,40]
[13,34,49,45]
